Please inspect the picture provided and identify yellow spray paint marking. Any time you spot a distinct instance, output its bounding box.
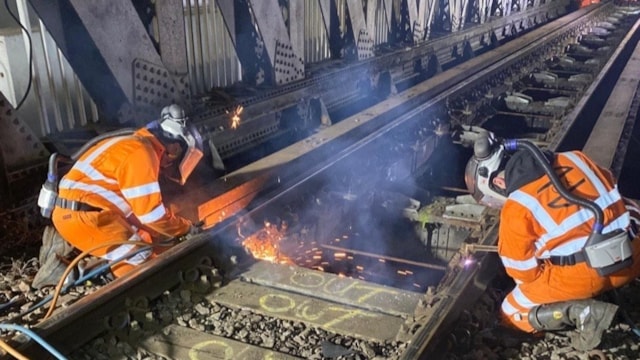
[295,299,324,321]
[259,293,296,312]
[553,311,564,320]
[323,307,378,328]
[189,339,233,360]
[290,273,400,305]
[323,279,398,303]
[290,271,326,288]
[189,339,279,360]
[258,293,380,329]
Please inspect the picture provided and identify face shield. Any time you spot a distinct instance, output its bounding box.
[176,124,203,185]
[155,105,204,185]
[464,137,508,208]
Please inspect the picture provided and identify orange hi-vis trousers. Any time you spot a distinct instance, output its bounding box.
[52,208,170,277]
[501,236,640,332]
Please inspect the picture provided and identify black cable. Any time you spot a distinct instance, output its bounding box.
[4,0,33,110]
[504,139,605,231]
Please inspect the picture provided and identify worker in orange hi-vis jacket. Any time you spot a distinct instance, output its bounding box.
[50,104,204,279]
[464,133,640,351]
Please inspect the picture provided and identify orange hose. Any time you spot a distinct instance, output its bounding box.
[0,339,28,360]
[43,240,169,320]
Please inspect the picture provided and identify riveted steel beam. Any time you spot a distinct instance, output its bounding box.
[27,0,187,124]
[406,0,433,43]
[247,0,305,85]
[408,0,421,41]
[215,0,305,86]
[449,0,471,31]
[346,0,375,60]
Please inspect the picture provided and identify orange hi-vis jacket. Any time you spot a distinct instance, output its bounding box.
[52,128,191,277]
[499,150,628,282]
[498,150,640,332]
[57,128,190,237]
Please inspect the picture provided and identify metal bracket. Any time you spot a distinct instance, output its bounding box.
[357,29,375,60]
[274,40,305,85]
[131,58,189,122]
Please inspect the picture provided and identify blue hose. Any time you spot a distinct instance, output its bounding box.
[0,297,20,313]
[0,323,67,360]
[4,246,152,321]
[0,247,153,360]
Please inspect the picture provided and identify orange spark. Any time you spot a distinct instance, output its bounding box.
[228,105,243,129]
[241,221,292,264]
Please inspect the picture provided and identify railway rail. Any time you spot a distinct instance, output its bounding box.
[2,3,640,359]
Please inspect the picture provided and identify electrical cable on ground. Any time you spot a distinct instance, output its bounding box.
[2,241,167,323]
[0,323,67,360]
[44,240,164,319]
[0,243,165,359]
[0,338,28,360]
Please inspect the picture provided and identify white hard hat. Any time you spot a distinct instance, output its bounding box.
[157,104,204,185]
[161,104,188,127]
[464,133,508,208]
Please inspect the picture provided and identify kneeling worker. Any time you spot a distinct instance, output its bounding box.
[35,104,203,287]
[464,133,640,350]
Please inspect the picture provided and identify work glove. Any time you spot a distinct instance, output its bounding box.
[189,221,205,235]
[177,221,205,242]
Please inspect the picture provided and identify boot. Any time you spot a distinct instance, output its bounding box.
[32,226,76,289]
[528,299,619,351]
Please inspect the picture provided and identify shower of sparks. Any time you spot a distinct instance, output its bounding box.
[241,220,292,264]
[241,216,438,291]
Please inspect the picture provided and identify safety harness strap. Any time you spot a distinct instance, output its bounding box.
[56,198,101,212]
[548,252,586,266]
[547,230,634,266]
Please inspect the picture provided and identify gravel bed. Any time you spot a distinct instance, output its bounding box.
[70,283,408,360]
[2,253,640,360]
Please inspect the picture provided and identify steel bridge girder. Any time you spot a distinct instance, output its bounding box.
[28,0,186,124]
[346,0,375,60]
[247,0,305,85]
